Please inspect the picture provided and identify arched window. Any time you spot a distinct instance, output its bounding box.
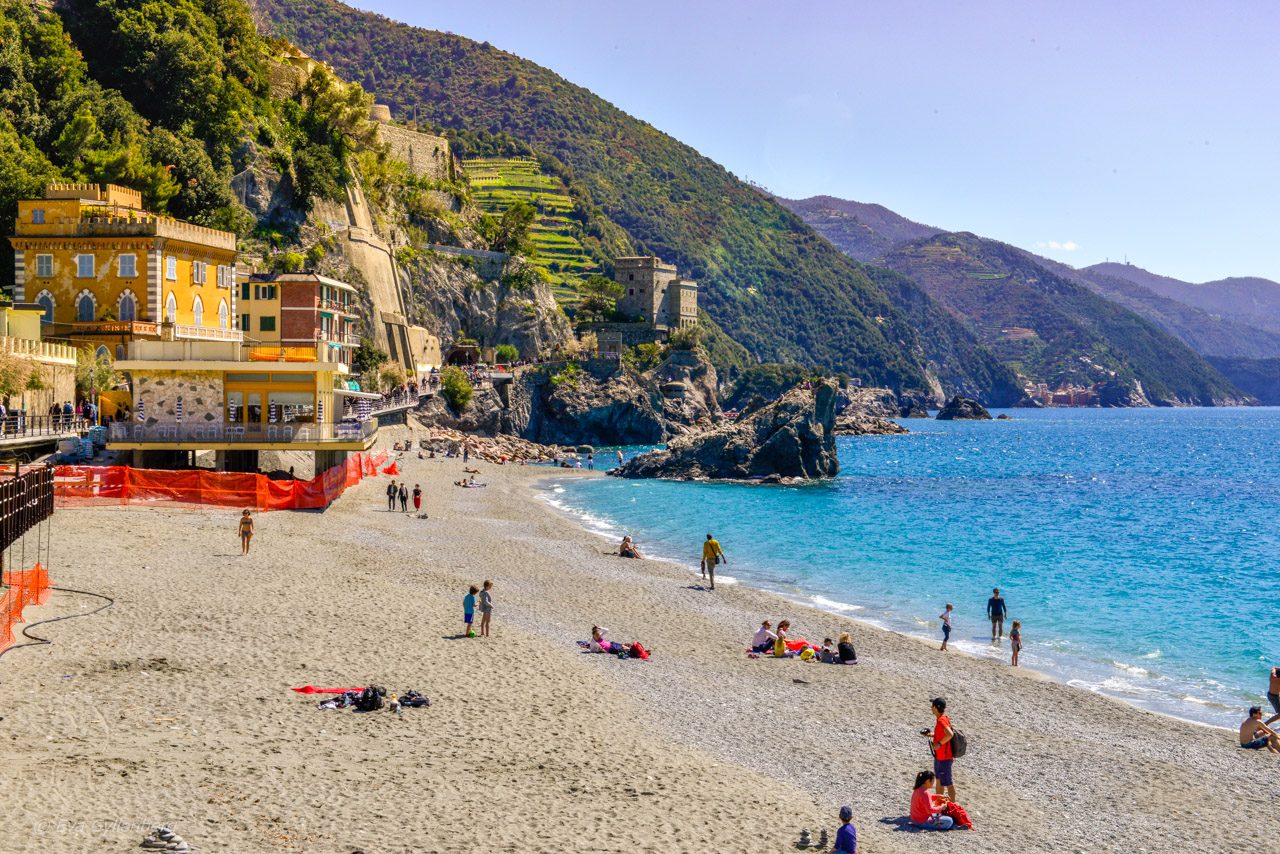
[118,290,137,322]
[165,292,177,324]
[35,290,54,324]
[76,290,96,322]
[95,345,109,361]
[218,299,229,330]
[192,295,203,328]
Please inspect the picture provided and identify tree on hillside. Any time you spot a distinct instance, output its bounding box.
[439,366,473,410]
[352,338,389,375]
[490,200,536,254]
[576,275,623,322]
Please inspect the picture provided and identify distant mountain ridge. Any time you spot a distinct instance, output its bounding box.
[880,233,1245,405]
[777,195,942,262]
[1084,263,1280,338]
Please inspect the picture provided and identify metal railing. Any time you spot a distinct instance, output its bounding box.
[342,388,423,418]
[247,345,324,363]
[0,415,89,439]
[108,419,378,445]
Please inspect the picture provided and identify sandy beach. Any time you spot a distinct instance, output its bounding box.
[3,427,1279,853]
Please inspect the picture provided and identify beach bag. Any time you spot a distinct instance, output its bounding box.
[949,728,968,759]
[629,642,650,660]
[356,686,385,712]
[942,800,974,830]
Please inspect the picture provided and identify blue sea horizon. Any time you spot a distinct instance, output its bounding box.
[543,407,1280,729]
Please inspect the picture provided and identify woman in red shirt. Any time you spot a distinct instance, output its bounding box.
[909,771,954,830]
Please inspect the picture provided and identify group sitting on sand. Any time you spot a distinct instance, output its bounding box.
[454,475,487,488]
[749,620,857,663]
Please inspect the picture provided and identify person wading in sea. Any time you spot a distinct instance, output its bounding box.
[701,533,726,590]
[987,587,1007,641]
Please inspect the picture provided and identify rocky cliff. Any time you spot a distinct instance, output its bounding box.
[612,381,839,482]
[414,348,721,446]
[401,253,574,359]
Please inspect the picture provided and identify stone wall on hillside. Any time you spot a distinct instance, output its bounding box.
[377,124,452,184]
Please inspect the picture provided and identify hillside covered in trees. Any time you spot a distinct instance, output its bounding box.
[250,0,1028,401]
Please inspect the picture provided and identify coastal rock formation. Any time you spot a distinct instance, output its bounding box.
[833,385,908,435]
[612,381,839,482]
[415,349,722,446]
[936,395,992,420]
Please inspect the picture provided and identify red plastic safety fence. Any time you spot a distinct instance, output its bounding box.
[0,562,50,653]
[53,451,390,513]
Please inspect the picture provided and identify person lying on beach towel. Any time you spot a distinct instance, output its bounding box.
[577,636,652,659]
[454,476,488,488]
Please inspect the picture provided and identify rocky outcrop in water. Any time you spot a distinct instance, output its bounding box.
[834,387,909,435]
[612,381,839,482]
[936,395,992,420]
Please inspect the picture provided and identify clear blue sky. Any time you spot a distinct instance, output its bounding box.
[355,0,1279,282]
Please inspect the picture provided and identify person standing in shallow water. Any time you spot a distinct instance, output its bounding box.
[987,587,1007,641]
[939,603,953,651]
[238,509,254,555]
[701,533,726,590]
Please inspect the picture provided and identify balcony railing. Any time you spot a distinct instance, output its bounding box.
[319,299,359,315]
[246,345,324,363]
[0,336,77,365]
[318,330,359,346]
[172,324,242,343]
[58,320,160,337]
[108,419,378,445]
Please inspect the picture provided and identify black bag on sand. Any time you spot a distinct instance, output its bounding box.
[356,686,385,712]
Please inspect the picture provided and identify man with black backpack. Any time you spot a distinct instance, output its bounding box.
[920,697,965,802]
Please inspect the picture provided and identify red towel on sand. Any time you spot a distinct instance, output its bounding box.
[292,686,363,694]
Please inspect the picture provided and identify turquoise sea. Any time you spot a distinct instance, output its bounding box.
[543,408,1280,728]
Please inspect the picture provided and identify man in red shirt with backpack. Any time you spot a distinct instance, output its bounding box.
[922,696,957,801]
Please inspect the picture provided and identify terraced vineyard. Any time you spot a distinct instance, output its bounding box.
[461,158,599,305]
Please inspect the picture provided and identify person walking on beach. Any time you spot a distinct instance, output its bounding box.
[834,804,857,852]
[478,579,494,638]
[701,533,726,590]
[238,509,254,555]
[1240,707,1280,752]
[1010,620,1023,666]
[412,483,423,514]
[939,603,953,652]
[386,480,397,511]
[1265,666,1280,726]
[398,482,409,513]
[921,697,957,801]
[463,585,478,638]
[987,588,1007,641]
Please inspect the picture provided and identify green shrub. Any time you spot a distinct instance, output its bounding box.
[549,362,583,389]
[440,366,474,409]
[495,344,519,364]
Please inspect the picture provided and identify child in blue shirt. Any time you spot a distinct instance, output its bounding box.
[835,804,857,852]
[463,586,478,638]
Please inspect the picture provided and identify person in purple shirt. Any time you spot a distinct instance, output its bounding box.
[835,804,857,852]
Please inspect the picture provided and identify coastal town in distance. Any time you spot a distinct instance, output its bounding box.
[0,1,1277,852]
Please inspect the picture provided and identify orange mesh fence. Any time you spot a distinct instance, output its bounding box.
[54,450,390,512]
[1,562,51,652]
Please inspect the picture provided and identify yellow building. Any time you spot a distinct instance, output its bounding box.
[9,183,240,358]
[0,301,78,437]
[108,339,376,472]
